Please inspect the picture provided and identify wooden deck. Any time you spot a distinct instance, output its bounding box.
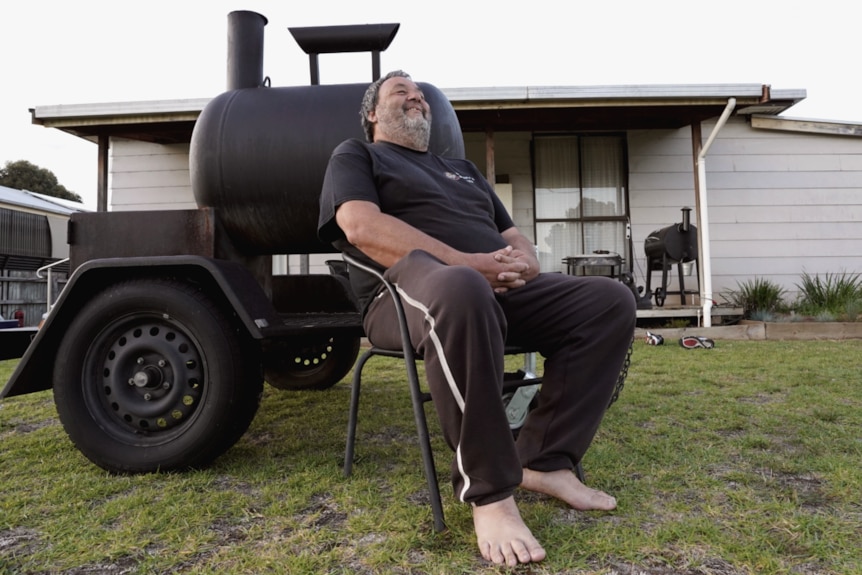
[636,304,743,325]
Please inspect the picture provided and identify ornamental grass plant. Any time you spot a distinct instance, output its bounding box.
[795,271,862,321]
[724,272,862,322]
[722,277,788,320]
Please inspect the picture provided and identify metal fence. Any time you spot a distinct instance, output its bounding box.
[0,269,66,327]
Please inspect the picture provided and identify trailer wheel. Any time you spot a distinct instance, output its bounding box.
[53,279,263,473]
[263,335,360,390]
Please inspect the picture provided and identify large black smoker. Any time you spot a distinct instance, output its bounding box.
[0,11,464,474]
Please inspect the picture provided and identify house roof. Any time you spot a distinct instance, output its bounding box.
[446,84,804,131]
[0,185,88,216]
[29,83,808,144]
[30,98,207,145]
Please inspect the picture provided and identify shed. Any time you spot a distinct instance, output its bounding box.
[0,185,86,325]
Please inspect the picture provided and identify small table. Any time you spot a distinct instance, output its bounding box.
[562,253,623,279]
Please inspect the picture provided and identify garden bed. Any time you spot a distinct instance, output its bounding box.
[635,320,862,342]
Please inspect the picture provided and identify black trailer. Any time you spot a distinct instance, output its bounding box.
[0,326,38,360]
[0,11,464,474]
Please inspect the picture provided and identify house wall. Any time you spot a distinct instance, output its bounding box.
[627,126,699,304]
[46,214,70,259]
[628,116,862,304]
[110,139,196,211]
[105,119,862,303]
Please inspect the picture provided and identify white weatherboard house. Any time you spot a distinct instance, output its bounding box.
[29,82,862,326]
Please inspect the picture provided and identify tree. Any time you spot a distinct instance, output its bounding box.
[0,160,83,203]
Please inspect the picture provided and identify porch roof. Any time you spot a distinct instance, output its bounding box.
[447,84,804,131]
[29,83,806,143]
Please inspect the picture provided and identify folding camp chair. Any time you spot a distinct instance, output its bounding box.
[339,252,630,532]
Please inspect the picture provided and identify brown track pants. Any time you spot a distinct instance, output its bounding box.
[363,249,637,506]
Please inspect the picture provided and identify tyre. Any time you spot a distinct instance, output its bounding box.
[53,278,263,473]
[263,335,360,391]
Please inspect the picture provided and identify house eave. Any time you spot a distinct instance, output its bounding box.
[28,83,807,143]
[444,84,802,132]
[30,98,211,145]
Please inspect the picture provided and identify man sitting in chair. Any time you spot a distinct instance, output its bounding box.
[318,70,636,566]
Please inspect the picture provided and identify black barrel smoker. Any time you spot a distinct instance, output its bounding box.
[644,207,698,306]
[0,11,468,474]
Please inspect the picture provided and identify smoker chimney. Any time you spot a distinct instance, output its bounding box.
[227,11,268,90]
[680,207,692,233]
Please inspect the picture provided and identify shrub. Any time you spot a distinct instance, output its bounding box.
[794,271,862,320]
[844,299,862,323]
[722,277,787,319]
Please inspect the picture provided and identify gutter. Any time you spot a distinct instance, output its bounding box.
[696,98,735,327]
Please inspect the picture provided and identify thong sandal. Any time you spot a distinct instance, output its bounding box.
[679,336,715,349]
[645,331,664,345]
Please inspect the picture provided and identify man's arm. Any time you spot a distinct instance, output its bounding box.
[336,200,532,291]
[336,199,464,268]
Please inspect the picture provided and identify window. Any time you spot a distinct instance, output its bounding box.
[533,135,629,273]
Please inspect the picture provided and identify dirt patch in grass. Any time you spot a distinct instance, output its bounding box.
[601,556,746,575]
[0,417,57,437]
[0,527,39,559]
[1,528,139,575]
[296,492,348,530]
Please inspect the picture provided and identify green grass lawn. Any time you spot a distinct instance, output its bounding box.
[1,339,860,574]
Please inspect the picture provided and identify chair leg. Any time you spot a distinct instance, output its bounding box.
[344,348,375,477]
[401,351,446,532]
[343,347,446,531]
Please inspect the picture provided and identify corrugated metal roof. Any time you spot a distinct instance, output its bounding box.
[31,98,211,121]
[443,83,782,102]
[26,83,818,141]
[0,185,88,215]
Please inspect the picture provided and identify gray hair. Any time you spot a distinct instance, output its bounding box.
[360,70,412,142]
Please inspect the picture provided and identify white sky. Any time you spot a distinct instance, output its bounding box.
[3,0,860,210]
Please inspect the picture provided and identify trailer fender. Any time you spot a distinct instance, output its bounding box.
[1,255,279,399]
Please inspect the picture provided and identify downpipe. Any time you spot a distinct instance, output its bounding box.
[696,98,735,327]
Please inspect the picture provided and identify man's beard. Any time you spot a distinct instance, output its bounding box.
[399,113,431,150]
[377,106,432,150]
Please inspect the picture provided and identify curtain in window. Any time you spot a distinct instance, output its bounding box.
[533,135,628,273]
[534,137,580,219]
[582,137,625,217]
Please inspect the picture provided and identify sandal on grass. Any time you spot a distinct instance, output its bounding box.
[679,336,715,349]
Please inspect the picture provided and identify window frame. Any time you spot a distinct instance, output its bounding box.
[531,132,631,272]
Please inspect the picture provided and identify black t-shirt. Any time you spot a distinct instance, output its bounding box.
[318,138,515,312]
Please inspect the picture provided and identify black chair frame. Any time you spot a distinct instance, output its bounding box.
[340,253,631,532]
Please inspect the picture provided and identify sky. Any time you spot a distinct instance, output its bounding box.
[3,0,860,211]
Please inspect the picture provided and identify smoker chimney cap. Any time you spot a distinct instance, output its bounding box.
[288,23,400,55]
[228,10,268,25]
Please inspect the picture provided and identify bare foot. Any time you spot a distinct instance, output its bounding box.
[472,496,546,566]
[520,468,617,511]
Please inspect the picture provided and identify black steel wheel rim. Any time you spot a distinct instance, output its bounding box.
[82,314,207,443]
[285,337,335,376]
